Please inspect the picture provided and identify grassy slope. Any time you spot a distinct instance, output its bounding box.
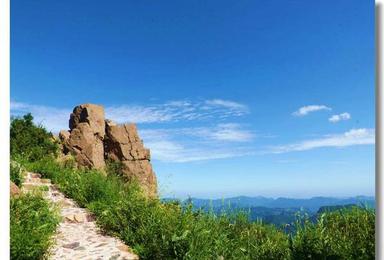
[27,158,375,260]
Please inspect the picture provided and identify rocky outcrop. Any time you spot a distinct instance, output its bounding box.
[60,104,157,197]
[104,120,157,197]
[60,104,106,170]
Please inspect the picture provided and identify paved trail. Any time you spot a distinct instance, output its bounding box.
[22,172,139,260]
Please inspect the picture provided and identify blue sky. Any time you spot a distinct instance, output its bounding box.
[11,0,375,198]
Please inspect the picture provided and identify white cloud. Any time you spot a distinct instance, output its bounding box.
[144,139,252,163]
[11,99,249,132]
[205,99,249,114]
[140,124,255,162]
[200,123,253,142]
[10,100,256,162]
[10,101,71,133]
[106,99,248,123]
[269,128,374,153]
[292,105,331,116]
[329,112,351,123]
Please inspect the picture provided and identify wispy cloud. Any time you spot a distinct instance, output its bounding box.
[11,100,257,162]
[292,105,331,117]
[10,101,71,132]
[329,112,351,123]
[140,124,255,162]
[204,99,248,114]
[105,99,249,123]
[268,128,374,154]
[11,99,249,132]
[143,139,253,163]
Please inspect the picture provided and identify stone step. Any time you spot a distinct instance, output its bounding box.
[63,213,95,223]
[25,178,41,184]
[30,173,42,178]
[40,178,51,184]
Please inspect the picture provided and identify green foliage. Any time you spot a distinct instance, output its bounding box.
[22,157,377,259]
[10,161,24,187]
[28,158,292,259]
[291,207,375,260]
[10,193,60,260]
[10,113,58,162]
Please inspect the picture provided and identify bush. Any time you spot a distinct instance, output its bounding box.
[10,193,60,260]
[10,113,58,162]
[10,161,23,187]
[291,207,375,260]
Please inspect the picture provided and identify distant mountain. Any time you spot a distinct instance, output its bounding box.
[162,196,375,229]
[163,195,375,213]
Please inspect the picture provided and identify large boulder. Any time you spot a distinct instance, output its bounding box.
[63,104,106,169]
[105,120,157,197]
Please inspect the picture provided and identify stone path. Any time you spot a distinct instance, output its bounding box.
[22,172,139,260]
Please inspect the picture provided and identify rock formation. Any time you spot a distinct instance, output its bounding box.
[61,104,106,169]
[59,104,157,197]
[104,120,157,197]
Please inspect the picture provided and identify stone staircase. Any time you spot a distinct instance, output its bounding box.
[22,172,139,260]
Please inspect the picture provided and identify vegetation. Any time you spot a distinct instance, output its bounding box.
[11,114,375,259]
[10,193,60,260]
[10,113,58,162]
[10,161,23,187]
[291,208,375,260]
[27,158,375,260]
[27,158,291,259]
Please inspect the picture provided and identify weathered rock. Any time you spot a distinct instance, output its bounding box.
[10,181,20,197]
[59,104,158,197]
[120,161,157,197]
[105,121,157,197]
[59,130,70,142]
[104,121,150,161]
[62,104,106,169]
[69,104,105,137]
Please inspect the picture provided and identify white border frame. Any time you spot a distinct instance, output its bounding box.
[376,2,383,259]
[0,1,381,259]
[0,0,10,258]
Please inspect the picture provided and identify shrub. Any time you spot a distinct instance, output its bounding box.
[10,113,58,162]
[10,193,60,260]
[291,207,375,260]
[10,161,23,187]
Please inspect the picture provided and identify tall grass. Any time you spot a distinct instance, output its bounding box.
[10,193,60,260]
[291,207,375,259]
[26,158,375,259]
[27,158,291,259]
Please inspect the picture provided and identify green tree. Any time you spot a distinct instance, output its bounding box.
[10,113,58,162]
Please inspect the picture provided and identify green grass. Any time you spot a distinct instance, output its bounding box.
[27,158,291,259]
[10,193,60,260]
[291,207,375,259]
[26,158,375,260]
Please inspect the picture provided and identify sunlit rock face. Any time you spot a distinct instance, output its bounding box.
[59,104,157,197]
